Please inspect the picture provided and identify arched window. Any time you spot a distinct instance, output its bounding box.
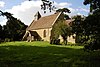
[43,30,46,37]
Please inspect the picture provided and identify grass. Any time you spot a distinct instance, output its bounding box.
[0,41,100,67]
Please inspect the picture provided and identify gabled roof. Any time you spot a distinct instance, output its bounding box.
[27,12,62,30]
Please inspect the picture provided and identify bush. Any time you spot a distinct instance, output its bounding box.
[84,40,100,51]
[4,38,11,42]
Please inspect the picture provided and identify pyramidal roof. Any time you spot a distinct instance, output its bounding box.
[27,12,62,30]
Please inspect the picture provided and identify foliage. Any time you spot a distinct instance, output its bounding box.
[0,10,28,41]
[71,12,100,50]
[84,0,100,12]
[50,20,63,45]
[71,15,85,43]
[49,6,71,45]
[0,25,2,38]
[83,0,100,50]
[51,17,71,45]
[56,8,71,13]
[72,15,85,34]
[29,0,70,14]
[0,25,3,43]
[64,14,70,20]
[29,0,55,13]
[82,11,100,50]
[41,0,55,13]
[0,41,100,67]
[60,22,71,45]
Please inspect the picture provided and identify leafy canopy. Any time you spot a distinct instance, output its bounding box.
[84,0,100,12]
[0,10,27,41]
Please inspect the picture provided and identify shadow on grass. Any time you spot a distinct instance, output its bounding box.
[0,45,100,67]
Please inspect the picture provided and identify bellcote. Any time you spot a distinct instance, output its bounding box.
[34,11,41,21]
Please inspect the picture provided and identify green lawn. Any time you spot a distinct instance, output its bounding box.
[0,41,100,67]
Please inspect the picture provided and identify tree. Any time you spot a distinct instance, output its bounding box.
[61,22,71,45]
[71,15,85,43]
[83,0,100,50]
[83,12,100,50]
[50,9,71,45]
[84,0,100,12]
[29,0,55,13]
[0,10,27,41]
[56,8,71,13]
[0,25,3,42]
[51,19,71,45]
[0,25,2,37]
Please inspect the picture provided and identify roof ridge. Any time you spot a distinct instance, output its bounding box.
[27,12,62,30]
[27,13,57,30]
[40,12,60,18]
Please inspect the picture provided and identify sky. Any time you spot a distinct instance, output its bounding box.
[0,0,90,26]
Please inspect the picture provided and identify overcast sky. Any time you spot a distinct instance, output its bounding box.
[0,0,89,26]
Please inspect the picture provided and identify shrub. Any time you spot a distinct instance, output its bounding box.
[4,38,11,42]
[84,39,100,51]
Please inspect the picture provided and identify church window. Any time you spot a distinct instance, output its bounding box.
[43,30,46,37]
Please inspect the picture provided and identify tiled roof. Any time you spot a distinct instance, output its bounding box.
[27,12,61,30]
